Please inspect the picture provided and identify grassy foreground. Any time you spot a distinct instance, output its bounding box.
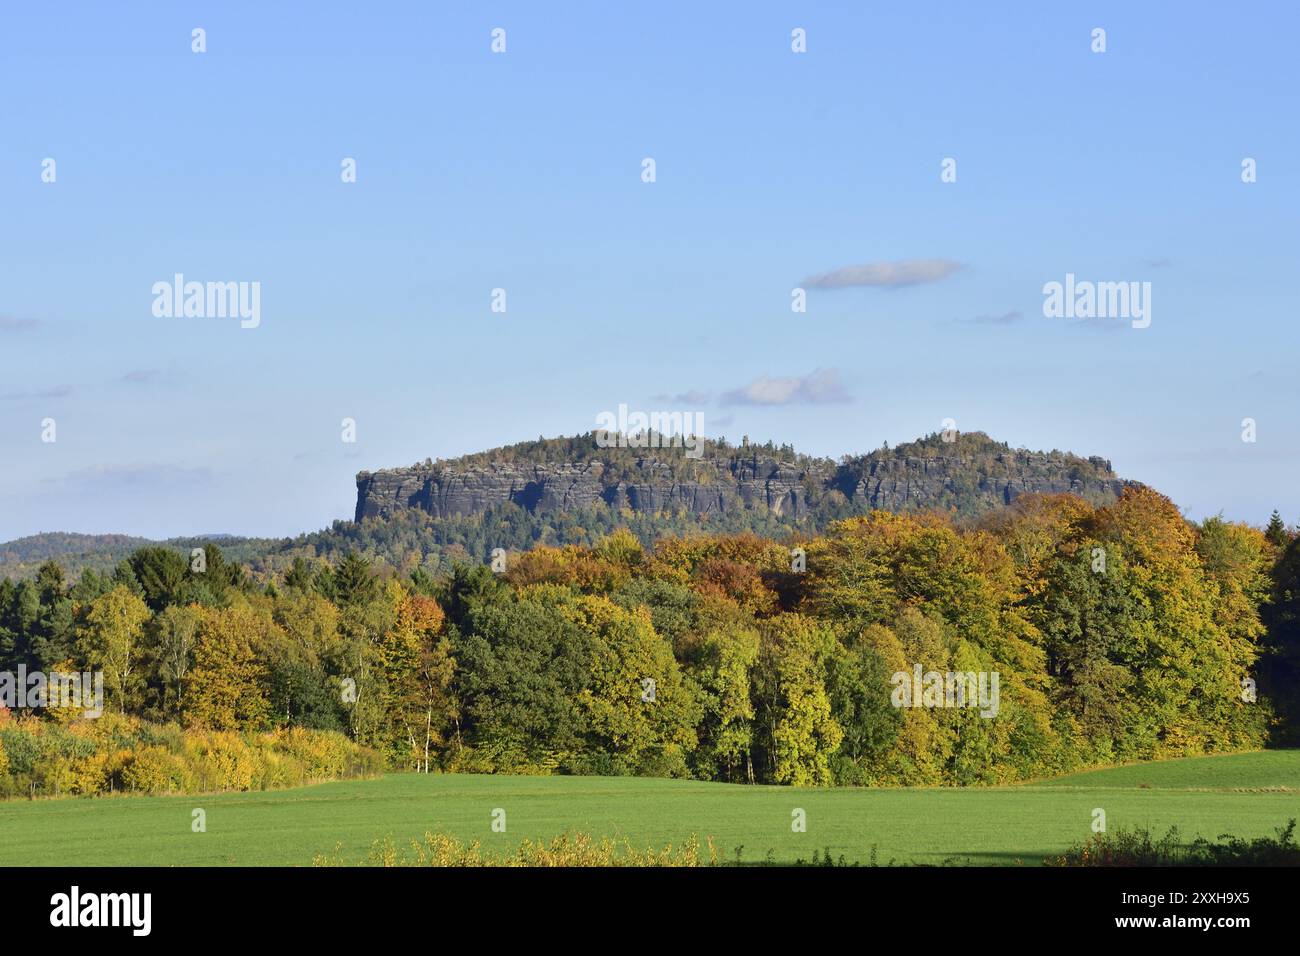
[1,751,1297,866]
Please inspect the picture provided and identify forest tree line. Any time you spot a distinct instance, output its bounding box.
[2,486,1299,793]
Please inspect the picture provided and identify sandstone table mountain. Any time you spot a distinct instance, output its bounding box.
[3,432,1136,583]
[355,431,1133,524]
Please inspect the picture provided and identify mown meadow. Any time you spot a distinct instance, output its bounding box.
[0,751,1295,866]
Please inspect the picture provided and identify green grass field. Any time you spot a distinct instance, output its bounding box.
[2,751,1297,866]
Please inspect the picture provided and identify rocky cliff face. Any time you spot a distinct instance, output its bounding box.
[835,451,1128,513]
[355,433,1132,524]
[354,456,814,522]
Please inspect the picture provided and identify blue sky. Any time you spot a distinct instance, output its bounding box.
[1,1,1297,539]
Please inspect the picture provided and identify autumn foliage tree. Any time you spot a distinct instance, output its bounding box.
[183,602,273,731]
[74,586,150,714]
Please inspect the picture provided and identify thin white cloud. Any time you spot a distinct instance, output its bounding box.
[0,385,72,401]
[45,463,213,490]
[801,258,963,289]
[0,315,41,331]
[967,310,1023,325]
[721,368,851,406]
[651,389,712,404]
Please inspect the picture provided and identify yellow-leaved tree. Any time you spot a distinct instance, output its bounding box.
[75,586,150,715]
[183,602,274,731]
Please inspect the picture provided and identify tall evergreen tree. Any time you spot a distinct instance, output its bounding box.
[1266,510,1290,548]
